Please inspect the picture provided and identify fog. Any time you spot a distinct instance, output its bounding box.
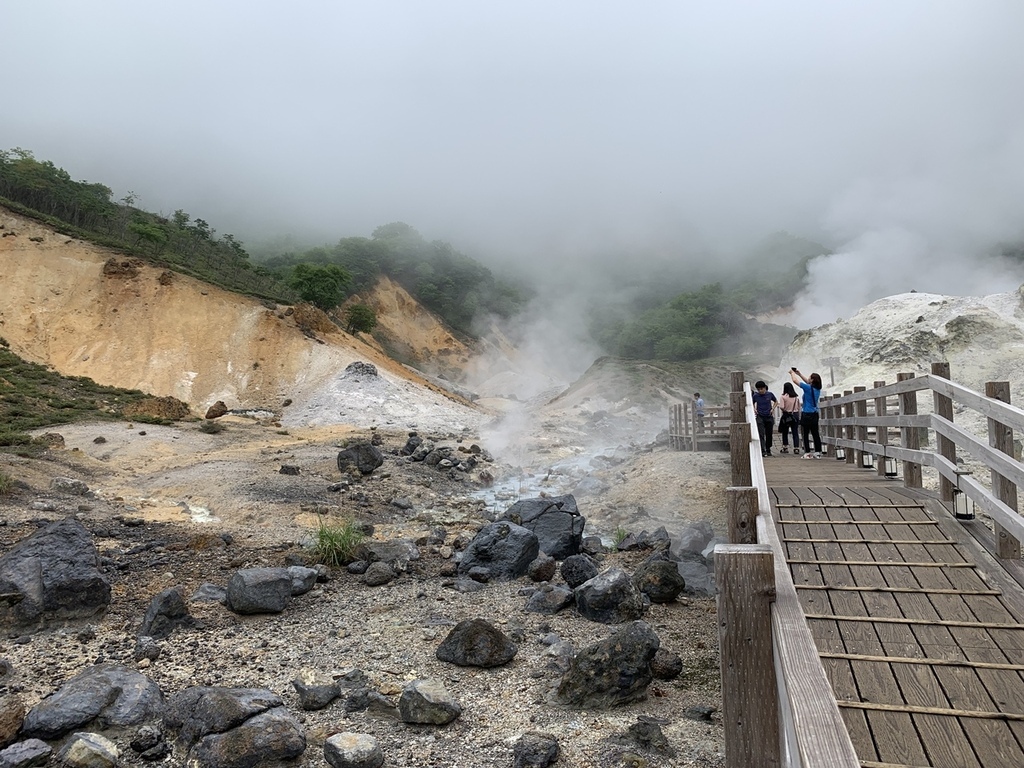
[4,1,1024,328]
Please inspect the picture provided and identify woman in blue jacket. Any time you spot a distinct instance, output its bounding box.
[790,368,823,459]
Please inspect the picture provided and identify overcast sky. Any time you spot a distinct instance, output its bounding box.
[4,1,1024,321]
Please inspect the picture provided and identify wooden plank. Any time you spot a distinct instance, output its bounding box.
[839,701,1024,721]
[805,615,1024,630]
[796,585,1000,595]
[784,538,956,544]
[779,520,939,526]
[759,491,863,766]
[820,652,1024,672]
[787,559,975,568]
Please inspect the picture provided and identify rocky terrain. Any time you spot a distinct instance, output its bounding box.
[0,412,730,768]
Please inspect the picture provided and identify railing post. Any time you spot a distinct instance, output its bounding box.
[726,487,759,545]
[690,401,699,452]
[731,422,753,487]
[731,371,746,425]
[931,362,955,501]
[898,372,922,488]
[854,386,867,467]
[844,390,856,465]
[717,544,780,768]
[986,381,1021,560]
[874,381,887,477]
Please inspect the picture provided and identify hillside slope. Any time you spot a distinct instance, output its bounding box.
[0,206,481,432]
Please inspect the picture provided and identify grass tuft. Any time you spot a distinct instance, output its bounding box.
[613,525,630,546]
[0,470,14,495]
[311,518,365,567]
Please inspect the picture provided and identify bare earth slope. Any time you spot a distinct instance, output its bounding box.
[0,206,480,433]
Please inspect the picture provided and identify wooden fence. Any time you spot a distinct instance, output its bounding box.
[718,370,860,767]
[715,363,1024,767]
[819,362,1023,564]
[669,400,729,450]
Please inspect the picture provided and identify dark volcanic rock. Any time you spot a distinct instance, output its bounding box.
[555,621,660,708]
[574,567,646,624]
[435,619,518,668]
[457,522,539,581]
[500,495,585,560]
[0,519,110,628]
[336,443,385,475]
[22,664,163,739]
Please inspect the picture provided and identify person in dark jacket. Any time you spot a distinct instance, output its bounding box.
[751,380,778,457]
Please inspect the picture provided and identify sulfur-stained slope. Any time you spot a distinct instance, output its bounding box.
[0,206,481,431]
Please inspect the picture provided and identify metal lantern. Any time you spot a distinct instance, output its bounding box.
[835,445,846,461]
[954,470,975,521]
[884,455,898,478]
[861,450,874,469]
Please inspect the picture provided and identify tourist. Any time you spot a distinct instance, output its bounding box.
[791,368,823,458]
[778,382,802,454]
[752,380,778,457]
[693,392,705,432]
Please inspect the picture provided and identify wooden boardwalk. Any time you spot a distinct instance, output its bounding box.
[763,455,1024,767]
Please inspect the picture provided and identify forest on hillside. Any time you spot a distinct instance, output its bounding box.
[1,148,828,362]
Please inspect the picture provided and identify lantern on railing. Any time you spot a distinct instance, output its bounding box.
[835,444,846,461]
[861,447,874,469]
[880,448,897,479]
[953,469,975,521]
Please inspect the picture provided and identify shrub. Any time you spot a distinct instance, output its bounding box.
[198,420,225,434]
[613,525,629,546]
[311,518,365,567]
[0,470,13,495]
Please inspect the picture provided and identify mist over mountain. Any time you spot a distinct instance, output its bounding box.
[4,2,1024,351]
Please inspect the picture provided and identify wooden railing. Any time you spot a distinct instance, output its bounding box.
[716,363,1024,767]
[718,371,860,768]
[819,362,1023,561]
[668,401,729,450]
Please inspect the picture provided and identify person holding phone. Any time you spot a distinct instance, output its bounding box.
[790,367,823,458]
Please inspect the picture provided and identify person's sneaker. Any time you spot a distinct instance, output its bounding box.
[780,446,789,454]
[794,449,801,456]
[802,452,815,460]
[814,452,822,459]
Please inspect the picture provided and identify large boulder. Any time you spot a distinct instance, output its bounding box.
[575,567,645,624]
[632,554,687,603]
[456,522,539,581]
[398,680,461,725]
[225,568,293,615]
[500,495,585,560]
[555,621,660,708]
[164,686,305,766]
[22,664,163,739]
[336,443,385,475]
[138,587,192,640]
[0,519,110,628]
[435,619,518,668]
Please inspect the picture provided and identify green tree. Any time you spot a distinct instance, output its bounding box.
[288,263,352,310]
[344,304,378,334]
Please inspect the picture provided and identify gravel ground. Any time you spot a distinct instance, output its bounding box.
[0,417,728,767]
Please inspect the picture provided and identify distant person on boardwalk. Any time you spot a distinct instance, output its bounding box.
[791,367,823,458]
[751,380,778,457]
[693,392,705,432]
[778,382,802,454]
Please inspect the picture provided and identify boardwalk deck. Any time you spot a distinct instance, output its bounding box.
[763,455,1024,768]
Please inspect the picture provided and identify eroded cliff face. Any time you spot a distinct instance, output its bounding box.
[0,206,477,421]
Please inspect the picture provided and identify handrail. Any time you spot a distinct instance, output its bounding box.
[819,370,1024,555]
[741,381,860,767]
